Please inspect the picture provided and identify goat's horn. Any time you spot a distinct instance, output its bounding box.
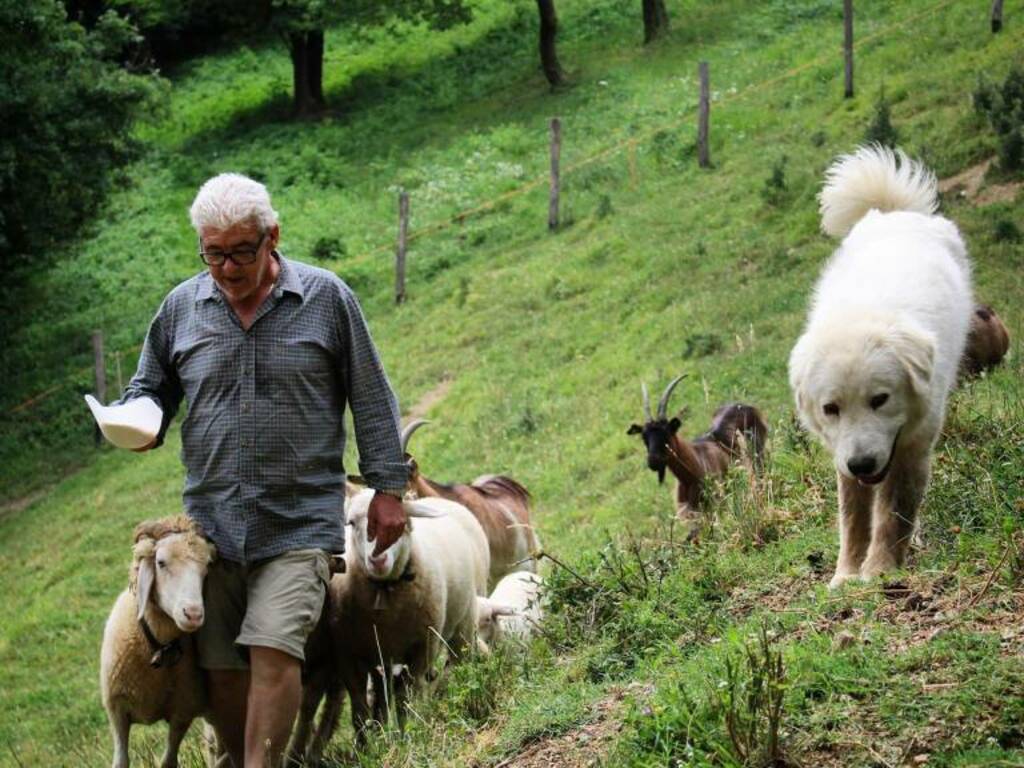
[400,418,431,453]
[657,374,688,420]
[641,382,652,422]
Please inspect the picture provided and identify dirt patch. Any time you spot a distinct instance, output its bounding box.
[407,377,453,420]
[939,159,992,198]
[494,683,651,768]
[939,158,1022,206]
[974,182,1021,206]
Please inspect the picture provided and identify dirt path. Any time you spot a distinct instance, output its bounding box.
[407,377,453,420]
[493,684,651,768]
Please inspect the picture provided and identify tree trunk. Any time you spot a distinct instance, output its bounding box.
[536,0,565,87]
[642,0,670,44]
[289,30,326,116]
[308,30,325,108]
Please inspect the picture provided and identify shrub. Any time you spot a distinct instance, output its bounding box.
[865,86,899,148]
[761,156,788,207]
[974,65,1024,172]
[0,2,164,269]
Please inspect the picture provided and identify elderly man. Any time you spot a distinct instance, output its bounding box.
[120,173,408,766]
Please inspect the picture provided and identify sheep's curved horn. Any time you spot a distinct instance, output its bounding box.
[657,374,688,420]
[641,382,652,422]
[400,418,431,453]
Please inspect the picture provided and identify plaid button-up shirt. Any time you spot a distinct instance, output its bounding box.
[120,253,407,563]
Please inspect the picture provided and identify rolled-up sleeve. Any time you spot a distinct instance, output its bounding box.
[335,284,408,492]
[118,297,183,447]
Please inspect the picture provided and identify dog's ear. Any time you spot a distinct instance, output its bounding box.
[890,325,935,398]
[788,334,813,419]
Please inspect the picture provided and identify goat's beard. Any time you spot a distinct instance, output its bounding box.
[657,466,666,484]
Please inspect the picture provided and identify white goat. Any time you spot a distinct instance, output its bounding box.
[477,572,544,647]
[99,516,217,768]
[292,489,489,754]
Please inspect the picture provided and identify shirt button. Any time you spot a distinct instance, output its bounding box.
[241,438,251,448]
[241,402,250,413]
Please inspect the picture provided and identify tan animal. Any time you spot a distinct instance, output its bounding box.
[401,419,540,587]
[627,375,768,536]
[961,303,1010,377]
[99,516,217,768]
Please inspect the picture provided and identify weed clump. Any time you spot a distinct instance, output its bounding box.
[865,86,899,148]
[974,65,1024,172]
[310,236,346,261]
[993,219,1021,243]
[761,156,788,207]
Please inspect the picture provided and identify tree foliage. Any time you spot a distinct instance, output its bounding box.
[0,1,163,268]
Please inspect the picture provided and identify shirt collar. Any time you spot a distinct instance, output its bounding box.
[194,251,305,304]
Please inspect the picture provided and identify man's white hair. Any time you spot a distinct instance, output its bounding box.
[189,173,279,234]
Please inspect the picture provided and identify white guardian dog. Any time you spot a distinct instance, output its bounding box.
[789,145,972,589]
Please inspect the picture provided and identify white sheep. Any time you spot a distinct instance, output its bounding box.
[99,516,217,768]
[292,489,489,755]
[476,571,544,647]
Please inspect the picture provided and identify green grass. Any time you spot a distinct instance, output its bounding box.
[1,0,1023,765]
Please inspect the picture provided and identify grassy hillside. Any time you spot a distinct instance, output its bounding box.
[1,0,1022,765]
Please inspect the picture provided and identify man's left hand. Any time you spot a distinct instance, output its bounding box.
[367,492,407,557]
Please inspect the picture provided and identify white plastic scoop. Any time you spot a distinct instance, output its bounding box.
[84,395,163,450]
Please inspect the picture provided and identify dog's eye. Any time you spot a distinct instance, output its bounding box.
[823,403,840,417]
[869,393,889,410]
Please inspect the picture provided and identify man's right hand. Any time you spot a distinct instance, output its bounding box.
[366,491,407,556]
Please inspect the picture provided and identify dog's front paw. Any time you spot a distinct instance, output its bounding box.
[828,571,860,590]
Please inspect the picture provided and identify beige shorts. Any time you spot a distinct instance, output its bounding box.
[197,549,330,670]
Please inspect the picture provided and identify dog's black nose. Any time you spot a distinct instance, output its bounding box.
[847,456,877,477]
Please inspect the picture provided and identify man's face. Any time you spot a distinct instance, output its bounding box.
[200,221,279,305]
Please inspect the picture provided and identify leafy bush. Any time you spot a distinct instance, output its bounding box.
[0,1,164,269]
[974,65,1024,172]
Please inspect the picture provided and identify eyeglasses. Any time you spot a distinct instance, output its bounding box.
[199,233,266,266]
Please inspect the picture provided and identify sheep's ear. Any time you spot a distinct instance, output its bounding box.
[627,424,643,435]
[491,604,519,618]
[477,597,494,622]
[136,556,155,621]
[405,500,447,519]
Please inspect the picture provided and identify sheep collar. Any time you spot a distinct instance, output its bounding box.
[367,561,416,611]
[139,618,183,669]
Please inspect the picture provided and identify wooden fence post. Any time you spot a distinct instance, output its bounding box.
[991,0,1004,32]
[698,61,710,168]
[844,0,854,98]
[92,330,106,446]
[395,189,409,304]
[549,117,561,231]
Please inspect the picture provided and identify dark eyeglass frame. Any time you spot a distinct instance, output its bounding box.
[199,233,266,266]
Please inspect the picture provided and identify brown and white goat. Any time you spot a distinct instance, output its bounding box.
[401,419,540,588]
[627,375,768,534]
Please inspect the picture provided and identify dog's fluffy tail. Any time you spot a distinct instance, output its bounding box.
[819,144,938,238]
